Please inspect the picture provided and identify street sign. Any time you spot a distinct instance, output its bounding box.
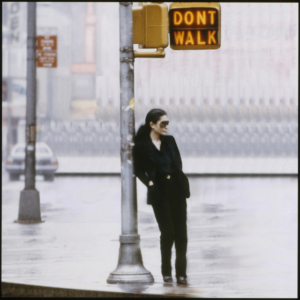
[37,35,57,67]
[37,51,57,68]
[169,3,221,50]
[37,35,57,51]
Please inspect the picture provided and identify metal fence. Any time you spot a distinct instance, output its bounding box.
[36,118,298,157]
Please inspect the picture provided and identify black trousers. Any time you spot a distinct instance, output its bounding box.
[151,175,188,278]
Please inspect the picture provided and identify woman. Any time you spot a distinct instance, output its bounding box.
[133,108,190,285]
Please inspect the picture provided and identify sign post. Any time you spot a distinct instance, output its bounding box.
[16,2,43,224]
[107,2,153,284]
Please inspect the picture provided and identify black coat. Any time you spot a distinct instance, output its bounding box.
[133,135,190,205]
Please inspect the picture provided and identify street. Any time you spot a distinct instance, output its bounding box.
[2,172,297,297]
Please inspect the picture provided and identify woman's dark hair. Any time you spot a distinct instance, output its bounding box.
[135,108,167,141]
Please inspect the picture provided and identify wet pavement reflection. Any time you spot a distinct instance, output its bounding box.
[2,173,297,297]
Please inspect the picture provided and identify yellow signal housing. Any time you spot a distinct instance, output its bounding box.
[133,2,169,49]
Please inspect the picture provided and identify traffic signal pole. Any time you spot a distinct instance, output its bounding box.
[107,2,153,284]
[16,2,42,224]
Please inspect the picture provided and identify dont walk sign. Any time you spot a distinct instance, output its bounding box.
[169,3,221,50]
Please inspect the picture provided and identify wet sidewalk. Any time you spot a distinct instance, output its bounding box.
[2,174,298,297]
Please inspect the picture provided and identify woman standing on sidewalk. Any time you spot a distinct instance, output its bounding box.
[133,108,190,285]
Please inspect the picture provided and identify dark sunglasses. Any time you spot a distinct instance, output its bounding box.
[159,121,169,128]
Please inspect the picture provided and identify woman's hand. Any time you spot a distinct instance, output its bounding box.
[148,181,154,186]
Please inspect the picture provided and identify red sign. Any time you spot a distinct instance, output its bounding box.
[37,36,57,51]
[37,35,57,68]
[37,51,57,68]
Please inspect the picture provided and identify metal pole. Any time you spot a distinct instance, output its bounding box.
[16,2,42,224]
[107,2,153,284]
[6,78,13,160]
[47,68,54,121]
[6,13,13,161]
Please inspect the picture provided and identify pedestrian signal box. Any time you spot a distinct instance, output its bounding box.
[169,2,221,50]
[132,3,168,49]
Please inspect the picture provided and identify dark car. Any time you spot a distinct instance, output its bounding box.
[5,142,58,181]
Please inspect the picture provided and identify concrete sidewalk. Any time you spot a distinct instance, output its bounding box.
[2,175,298,297]
[55,156,298,175]
[1,178,204,298]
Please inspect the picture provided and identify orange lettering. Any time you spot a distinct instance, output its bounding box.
[197,31,206,45]
[184,11,194,25]
[197,10,206,25]
[174,11,183,25]
[208,10,216,25]
[174,31,185,45]
[185,31,194,45]
[208,30,217,44]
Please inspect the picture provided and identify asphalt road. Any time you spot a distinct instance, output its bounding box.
[2,171,298,297]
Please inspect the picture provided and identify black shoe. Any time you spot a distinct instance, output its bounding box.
[163,276,173,283]
[177,276,187,285]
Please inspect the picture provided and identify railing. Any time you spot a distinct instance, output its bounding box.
[36,118,298,157]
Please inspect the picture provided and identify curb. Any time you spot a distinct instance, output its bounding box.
[1,282,183,298]
[55,173,298,177]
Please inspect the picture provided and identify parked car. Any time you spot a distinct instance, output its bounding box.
[5,142,58,181]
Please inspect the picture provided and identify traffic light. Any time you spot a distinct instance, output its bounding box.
[132,2,168,49]
[169,3,221,50]
[132,2,221,58]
